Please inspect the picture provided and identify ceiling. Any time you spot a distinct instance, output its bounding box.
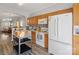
[0,3,56,17]
[0,3,73,18]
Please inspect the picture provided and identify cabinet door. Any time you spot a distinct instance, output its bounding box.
[27,18,33,25]
[44,34,48,48]
[31,17,37,25]
[30,20,32,25]
[35,18,38,25]
[33,17,38,25]
[58,13,72,44]
[32,32,36,44]
[27,16,38,25]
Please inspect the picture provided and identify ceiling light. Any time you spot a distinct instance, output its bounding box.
[18,3,23,6]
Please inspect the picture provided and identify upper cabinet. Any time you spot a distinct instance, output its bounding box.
[38,18,47,24]
[27,14,48,26]
[73,4,79,25]
[27,17,38,26]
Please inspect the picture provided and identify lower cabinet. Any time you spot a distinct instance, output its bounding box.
[32,32,36,44]
[44,34,48,49]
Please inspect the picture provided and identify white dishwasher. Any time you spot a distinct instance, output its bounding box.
[36,32,44,47]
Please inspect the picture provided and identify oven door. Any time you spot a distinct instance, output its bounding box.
[36,32,44,47]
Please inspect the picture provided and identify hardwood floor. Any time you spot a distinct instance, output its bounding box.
[0,32,48,55]
[0,32,13,55]
[25,41,48,55]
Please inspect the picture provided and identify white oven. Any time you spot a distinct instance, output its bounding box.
[36,32,44,47]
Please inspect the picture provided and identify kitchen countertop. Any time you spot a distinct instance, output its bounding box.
[13,27,48,34]
[29,30,48,34]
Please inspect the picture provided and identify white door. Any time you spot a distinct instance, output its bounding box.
[57,13,72,44]
[48,15,58,53]
[48,16,58,40]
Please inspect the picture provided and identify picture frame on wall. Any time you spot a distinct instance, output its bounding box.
[73,25,79,35]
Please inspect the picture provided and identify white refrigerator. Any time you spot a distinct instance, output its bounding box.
[48,13,72,55]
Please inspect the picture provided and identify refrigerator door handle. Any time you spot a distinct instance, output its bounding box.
[57,16,59,40]
[54,18,56,36]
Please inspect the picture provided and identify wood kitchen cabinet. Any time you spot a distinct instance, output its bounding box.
[27,17,38,26]
[44,34,48,49]
[27,18,33,25]
[32,31,36,44]
[73,3,79,55]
